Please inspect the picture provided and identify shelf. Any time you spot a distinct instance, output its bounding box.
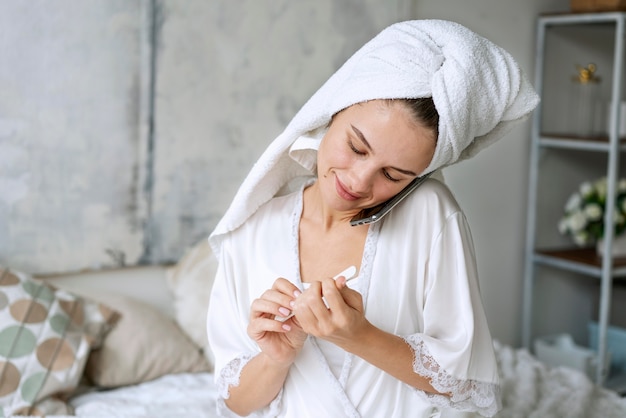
[534,248,626,278]
[539,133,626,152]
[523,11,626,386]
[540,12,626,26]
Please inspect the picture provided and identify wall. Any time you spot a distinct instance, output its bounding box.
[0,1,151,273]
[0,0,410,273]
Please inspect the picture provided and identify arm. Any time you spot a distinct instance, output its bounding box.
[343,321,500,417]
[336,319,443,394]
[207,234,307,416]
[225,279,307,416]
[224,352,291,416]
[292,277,443,394]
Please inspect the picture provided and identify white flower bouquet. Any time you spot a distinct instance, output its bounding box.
[558,177,626,246]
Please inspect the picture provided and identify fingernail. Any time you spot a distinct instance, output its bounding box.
[289,300,295,308]
[282,324,291,331]
[294,290,301,298]
[278,307,290,316]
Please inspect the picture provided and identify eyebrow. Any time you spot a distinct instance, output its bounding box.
[350,124,418,177]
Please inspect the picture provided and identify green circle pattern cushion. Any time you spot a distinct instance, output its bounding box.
[0,267,119,417]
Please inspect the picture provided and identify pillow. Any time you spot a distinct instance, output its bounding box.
[165,239,218,369]
[0,266,119,417]
[83,292,211,388]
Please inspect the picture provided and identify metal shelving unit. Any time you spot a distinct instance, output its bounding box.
[522,12,626,388]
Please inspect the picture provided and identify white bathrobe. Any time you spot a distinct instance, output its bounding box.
[208,179,499,417]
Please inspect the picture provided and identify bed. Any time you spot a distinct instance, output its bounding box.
[2,240,626,417]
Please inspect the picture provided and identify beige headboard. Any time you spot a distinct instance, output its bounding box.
[38,265,174,318]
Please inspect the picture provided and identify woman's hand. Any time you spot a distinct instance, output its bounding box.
[292,276,368,346]
[247,278,308,366]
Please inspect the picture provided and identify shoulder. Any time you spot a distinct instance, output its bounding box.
[254,188,300,220]
[381,178,465,232]
[228,188,299,238]
[405,178,462,216]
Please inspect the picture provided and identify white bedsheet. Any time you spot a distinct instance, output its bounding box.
[494,341,626,418]
[59,342,626,418]
[70,373,218,418]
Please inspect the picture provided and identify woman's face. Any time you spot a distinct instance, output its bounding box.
[317,99,437,214]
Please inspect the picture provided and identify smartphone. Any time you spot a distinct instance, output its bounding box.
[350,172,432,226]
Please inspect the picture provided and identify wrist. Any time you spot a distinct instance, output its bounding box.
[337,319,375,353]
[259,351,295,373]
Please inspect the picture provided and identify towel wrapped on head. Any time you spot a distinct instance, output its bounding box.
[210,19,539,252]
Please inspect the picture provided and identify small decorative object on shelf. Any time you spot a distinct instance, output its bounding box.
[571,63,602,136]
[558,176,626,256]
[571,0,626,13]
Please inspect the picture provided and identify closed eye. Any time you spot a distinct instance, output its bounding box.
[348,140,366,155]
[383,170,401,182]
[348,125,413,183]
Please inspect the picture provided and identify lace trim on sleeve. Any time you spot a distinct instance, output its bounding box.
[403,334,501,417]
[215,354,283,417]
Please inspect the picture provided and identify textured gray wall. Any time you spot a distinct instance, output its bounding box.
[0,1,151,273]
[0,0,410,273]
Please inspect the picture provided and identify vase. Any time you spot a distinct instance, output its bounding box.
[596,233,626,258]
[570,63,602,137]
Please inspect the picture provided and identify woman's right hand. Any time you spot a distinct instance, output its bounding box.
[247,278,308,366]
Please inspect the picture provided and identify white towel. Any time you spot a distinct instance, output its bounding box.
[210,20,539,254]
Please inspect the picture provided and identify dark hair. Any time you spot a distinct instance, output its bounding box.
[389,98,439,141]
[330,98,439,141]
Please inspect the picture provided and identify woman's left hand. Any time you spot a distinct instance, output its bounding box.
[292,276,368,346]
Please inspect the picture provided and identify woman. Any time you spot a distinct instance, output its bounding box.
[207,20,539,417]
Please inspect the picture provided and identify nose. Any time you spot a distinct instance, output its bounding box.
[346,165,376,194]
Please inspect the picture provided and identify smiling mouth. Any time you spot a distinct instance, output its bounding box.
[335,176,360,201]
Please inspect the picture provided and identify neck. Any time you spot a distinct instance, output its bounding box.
[303,182,358,231]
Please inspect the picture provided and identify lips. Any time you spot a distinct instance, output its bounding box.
[335,176,360,201]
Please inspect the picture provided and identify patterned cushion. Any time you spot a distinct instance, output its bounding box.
[0,267,119,416]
